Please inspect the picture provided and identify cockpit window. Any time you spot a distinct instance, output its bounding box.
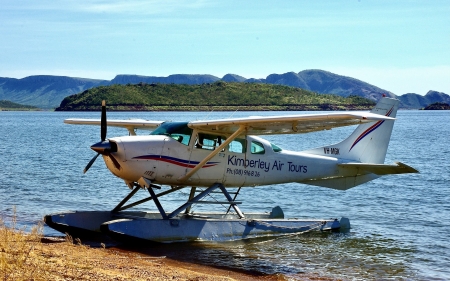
[271,143,283,152]
[151,122,192,145]
[195,133,223,150]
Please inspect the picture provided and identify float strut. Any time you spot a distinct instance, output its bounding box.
[226,186,242,215]
[220,185,245,219]
[185,187,197,214]
[147,187,168,219]
[111,184,140,213]
[116,186,185,211]
[167,183,221,219]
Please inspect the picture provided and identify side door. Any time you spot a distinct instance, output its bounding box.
[240,140,269,186]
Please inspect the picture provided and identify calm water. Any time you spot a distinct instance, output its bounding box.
[1,110,449,280]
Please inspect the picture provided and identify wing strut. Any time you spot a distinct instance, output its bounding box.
[178,125,246,183]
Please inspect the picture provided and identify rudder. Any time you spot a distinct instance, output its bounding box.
[303,97,399,164]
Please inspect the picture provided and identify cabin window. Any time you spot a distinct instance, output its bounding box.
[251,141,265,154]
[271,143,283,152]
[228,138,247,153]
[150,122,192,146]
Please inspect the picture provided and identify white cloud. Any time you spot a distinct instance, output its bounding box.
[2,0,210,15]
[61,0,209,15]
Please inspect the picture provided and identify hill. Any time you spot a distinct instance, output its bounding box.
[0,76,107,109]
[0,100,40,111]
[55,82,376,111]
[264,70,397,101]
[397,90,450,109]
[1,70,449,109]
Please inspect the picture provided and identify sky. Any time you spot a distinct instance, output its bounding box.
[1,0,449,95]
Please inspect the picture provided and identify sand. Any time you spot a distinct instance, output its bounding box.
[1,233,285,281]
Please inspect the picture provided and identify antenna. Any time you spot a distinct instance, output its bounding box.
[228,109,239,119]
[204,109,215,120]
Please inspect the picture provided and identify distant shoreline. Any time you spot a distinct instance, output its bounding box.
[0,108,43,111]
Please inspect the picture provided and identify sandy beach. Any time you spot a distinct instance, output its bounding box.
[0,207,345,281]
[0,218,282,281]
[35,236,282,281]
[1,222,337,281]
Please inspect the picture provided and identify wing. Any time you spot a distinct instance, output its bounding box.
[188,112,395,136]
[64,119,164,135]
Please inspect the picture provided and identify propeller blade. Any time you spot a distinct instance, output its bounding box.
[84,100,115,174]
[101,100,107,142]
[83,153,100,174]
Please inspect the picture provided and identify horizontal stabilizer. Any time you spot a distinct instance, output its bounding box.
[338,161,419,175]
[301,174,379,190]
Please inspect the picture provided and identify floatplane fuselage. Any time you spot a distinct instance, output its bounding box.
[103,133,341,188]
[45,97,418,243]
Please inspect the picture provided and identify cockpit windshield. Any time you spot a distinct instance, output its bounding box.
[151,122,192,145]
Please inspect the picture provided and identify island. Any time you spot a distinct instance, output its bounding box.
[56,82,375,111]
[423,102,450,110]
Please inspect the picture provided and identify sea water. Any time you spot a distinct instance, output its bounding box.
[0,109,449,280]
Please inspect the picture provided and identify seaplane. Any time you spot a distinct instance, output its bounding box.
[45,97,418,243]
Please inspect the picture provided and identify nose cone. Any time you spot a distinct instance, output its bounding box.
[90,141,115,155]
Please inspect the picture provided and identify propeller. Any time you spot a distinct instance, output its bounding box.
[83,100,121,173]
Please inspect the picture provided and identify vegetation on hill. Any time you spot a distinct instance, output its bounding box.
[423,102,450,110]
[0,100,40,111]
[56,82,375,111]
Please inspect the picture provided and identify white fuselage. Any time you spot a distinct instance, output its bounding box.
[103,133,342,188]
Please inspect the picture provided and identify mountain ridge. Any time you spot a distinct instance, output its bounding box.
[1,70,447,109]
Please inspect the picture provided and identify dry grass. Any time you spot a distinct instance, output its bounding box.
[0,211,243,281]
[0,211,45,280]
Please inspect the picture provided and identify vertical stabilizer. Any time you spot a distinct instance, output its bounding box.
[303,97,399,164]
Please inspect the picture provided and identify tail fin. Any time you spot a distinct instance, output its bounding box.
[300,97,418,190]
[303,97,399,164]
